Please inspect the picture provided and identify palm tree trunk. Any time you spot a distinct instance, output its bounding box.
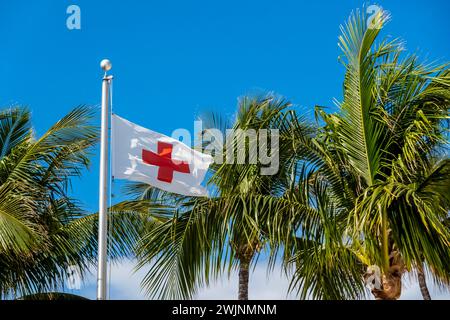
[417,267,431,300]
[372,272,402,300]
[238,258,250,300]
[371,251,404,300]
[236,244,255,300]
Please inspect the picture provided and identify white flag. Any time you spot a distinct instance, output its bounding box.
[112,114,213,197]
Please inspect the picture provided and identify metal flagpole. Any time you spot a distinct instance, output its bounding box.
[97,59,112,300]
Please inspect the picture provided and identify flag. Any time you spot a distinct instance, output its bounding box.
[112,114,213,197]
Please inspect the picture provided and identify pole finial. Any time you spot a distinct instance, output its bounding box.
[100,59,112,72]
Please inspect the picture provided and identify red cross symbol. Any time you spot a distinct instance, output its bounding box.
[142,141,190,183]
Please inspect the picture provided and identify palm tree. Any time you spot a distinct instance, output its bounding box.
[274,8,450,300]
[117,8,449,301]
[124,96,315,300]
[203,96,308,300]
[0,106,140,298]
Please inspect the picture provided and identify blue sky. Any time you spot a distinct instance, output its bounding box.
[1,0,449,299]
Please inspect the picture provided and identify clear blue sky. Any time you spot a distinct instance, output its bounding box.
[1,0,449,299]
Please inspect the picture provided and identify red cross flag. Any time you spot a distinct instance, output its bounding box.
[111,114,213,196]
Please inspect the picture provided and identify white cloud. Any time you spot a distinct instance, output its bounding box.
[399,274,450,300]
[75,260,450,300]
[195,264,297,300]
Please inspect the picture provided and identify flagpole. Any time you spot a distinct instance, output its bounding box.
[97,59,112,300]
